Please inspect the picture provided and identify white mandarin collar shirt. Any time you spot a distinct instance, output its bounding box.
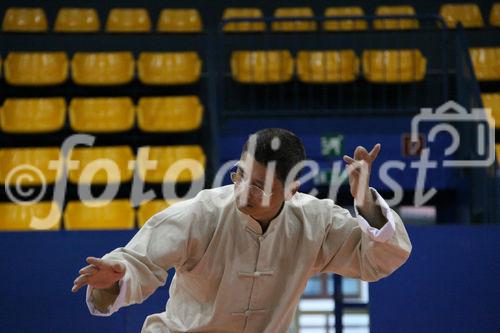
[86,185,412,333]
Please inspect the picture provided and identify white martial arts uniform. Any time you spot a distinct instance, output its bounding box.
[86,185,412,333]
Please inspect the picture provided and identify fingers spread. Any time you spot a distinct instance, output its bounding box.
[354,146,369,160]
[369,143,381,161]
[73,273,88,285]
[72,274,89,293]
[347,144,381,164]
[71,282,85,293]
[343,155,355,164]
[79,265,98,275]
[86,257,104,269]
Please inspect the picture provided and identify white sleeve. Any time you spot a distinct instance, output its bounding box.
[315,189,412,281]
[84,198,215,316]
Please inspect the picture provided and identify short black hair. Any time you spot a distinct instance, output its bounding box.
[242,128,306,183]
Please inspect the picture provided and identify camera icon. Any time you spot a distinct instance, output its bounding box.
[411,100,495,167]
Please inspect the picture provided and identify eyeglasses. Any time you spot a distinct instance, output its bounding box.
[230,171,273,198]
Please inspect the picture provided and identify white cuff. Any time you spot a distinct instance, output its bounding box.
[85,269,131,317]
[353,187,396,243]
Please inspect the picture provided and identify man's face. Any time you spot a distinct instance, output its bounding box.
[233,153,285,220]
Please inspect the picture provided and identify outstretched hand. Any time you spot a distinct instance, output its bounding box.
[71,257,125,293]
[342,143,381,205]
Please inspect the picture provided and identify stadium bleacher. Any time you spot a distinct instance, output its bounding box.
[0,1,498,333]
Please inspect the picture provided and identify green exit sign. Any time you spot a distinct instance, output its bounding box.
[320,134,344,157]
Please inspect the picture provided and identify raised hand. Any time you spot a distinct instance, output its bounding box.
[342,143,381,205]
[71,257,125,293]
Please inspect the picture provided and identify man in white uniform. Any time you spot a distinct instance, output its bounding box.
[72,128,412,333]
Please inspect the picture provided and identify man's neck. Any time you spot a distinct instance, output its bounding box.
[252,202,285,233]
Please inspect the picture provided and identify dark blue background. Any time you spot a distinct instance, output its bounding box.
[0,225,498,333]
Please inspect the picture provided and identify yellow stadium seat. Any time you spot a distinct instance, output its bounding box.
[69,97,134,132]
[138,199,179,227]
[0,202,61,231]
[271,7,317,32]
[481,93,500,128]
[222,8,266,32]
[374,6,419,30]
[71,52,134,85]
[231,50,294,84]
[496,144,500,167]
[362,49,427,83]
[296,50,360,83]
[0,147,62,185]
[1,98,66,133]
[64,200,135,230]
[157,9,202,32]
[137,96,203,132]
[469,48,500,81]
[440,4,484,28]
[4,52,68,86]
[106,8,151,32]
[137,145,205,183]
[490,3,500,26]
[323,7,367,31]
[137,52,201,85]
[67,146,134,184]
[54,8,100,32]
[2,7,48,32]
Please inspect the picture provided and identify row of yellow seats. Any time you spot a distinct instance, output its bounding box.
[0,96,203,134]
[8,142,500,232]
[0,51,201,86]
[4,4,499,34]
[469,47,500,81]
[482,93,500,128]
[0,145,205,185]
[231,49,427,84]
[222,4,500,32]
[0,199,179,231]
[497,145,500,172]
[3,7,202,32]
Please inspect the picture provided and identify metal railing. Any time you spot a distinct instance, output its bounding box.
[454,24,498,224]
[216,15,451,119]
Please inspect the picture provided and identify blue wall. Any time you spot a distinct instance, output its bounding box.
[0,231,174,333]
[219,117,463,192]
[370,225,500,333]
[0,225,498,332]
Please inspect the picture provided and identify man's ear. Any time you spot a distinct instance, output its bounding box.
[285,181,300,200]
